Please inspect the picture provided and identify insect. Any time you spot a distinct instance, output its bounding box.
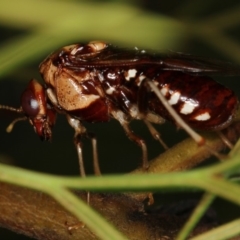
[0,41,239,175]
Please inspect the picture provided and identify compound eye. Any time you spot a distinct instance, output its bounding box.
[21,89,40,117]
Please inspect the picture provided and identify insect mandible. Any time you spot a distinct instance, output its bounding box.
[1,40,239,175]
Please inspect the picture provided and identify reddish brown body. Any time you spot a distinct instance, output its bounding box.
[37,41,238,137]
[2,41,240,171]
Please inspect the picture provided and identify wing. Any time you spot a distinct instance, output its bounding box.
[154,52,240,75]
[69,44,240,76]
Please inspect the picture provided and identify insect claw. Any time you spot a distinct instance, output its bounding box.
[196,137,205,146]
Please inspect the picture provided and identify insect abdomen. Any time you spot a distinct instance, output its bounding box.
[148,71,238,131]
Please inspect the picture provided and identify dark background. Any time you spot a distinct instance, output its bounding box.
[1,0,240,239]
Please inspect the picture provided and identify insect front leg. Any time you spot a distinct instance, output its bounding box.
[111,110,149,169]
[67,116,86,177]
[47,88,101,175]
[66,115,101,176]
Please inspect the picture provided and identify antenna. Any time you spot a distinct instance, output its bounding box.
[0,105,26,133]
[6,117,28,132]
[0,105,23,113]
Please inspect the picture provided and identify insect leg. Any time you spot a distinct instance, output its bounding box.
[47,88,101,175]
[137,79,168,150]
[217,131,234,149]
[67,115,87,177]
[144,120,168,150]
[111,110,149,169]
[123,123,148,169]
[66,115,101,176]
[85,132,101,176]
